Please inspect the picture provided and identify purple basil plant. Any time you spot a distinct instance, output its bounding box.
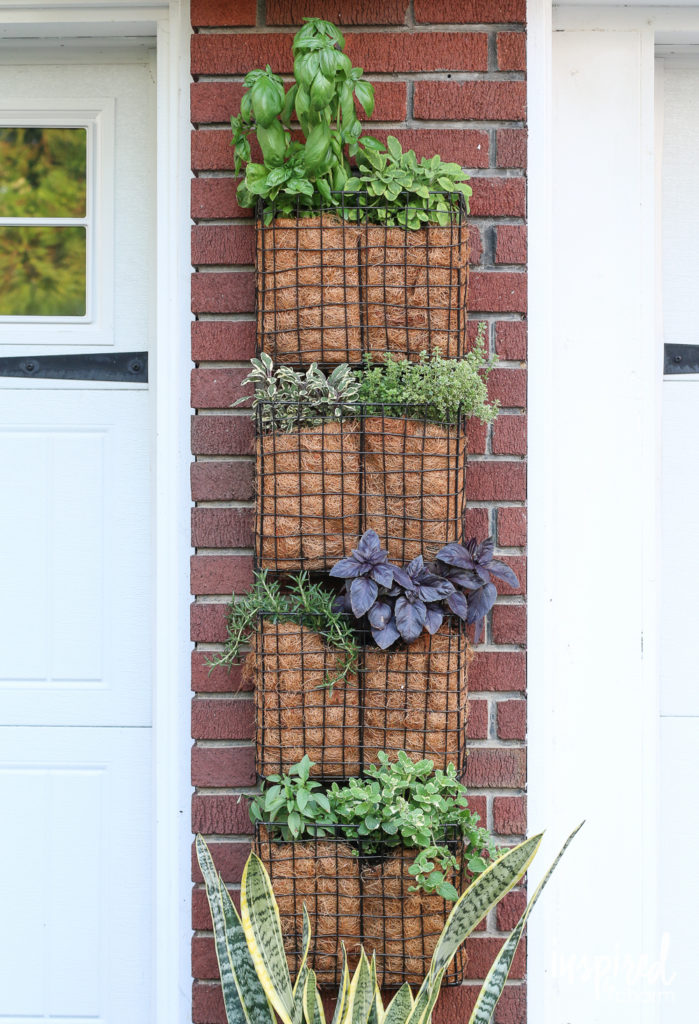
[330,530,519,648]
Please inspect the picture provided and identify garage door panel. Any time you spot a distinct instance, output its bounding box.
[0,390,151,727]
[0,727,152,1023]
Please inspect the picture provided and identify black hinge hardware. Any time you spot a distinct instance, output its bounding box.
[664,344,699,375]
[0,351,148,382]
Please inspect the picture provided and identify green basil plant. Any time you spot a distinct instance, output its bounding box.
[231,18,378,220]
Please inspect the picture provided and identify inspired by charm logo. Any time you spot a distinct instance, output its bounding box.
[550,933,677,1003]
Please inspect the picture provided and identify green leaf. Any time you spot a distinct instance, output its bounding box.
[303,970,326,1024]
[240,853,294,1024]
[288,811,302,836]
[304,122,331,173]
[251,78,283,127]
[353,80,374,117]
[429,835,543,980]
[281,84,298,125]
[468,825,583,1024]
[386,135,402,161]
[257,122,287,168]
[311,71,335,111]
[383,984,413,1024]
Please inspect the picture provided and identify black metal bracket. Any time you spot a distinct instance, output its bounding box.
[664,344,699,375]
[0,351,148,382]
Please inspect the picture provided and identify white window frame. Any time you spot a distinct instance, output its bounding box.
[0,99,115,342]
[0,3,192,1023]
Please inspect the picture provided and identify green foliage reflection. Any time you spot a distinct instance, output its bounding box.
[0,127,86,217]
[0,227,86,316]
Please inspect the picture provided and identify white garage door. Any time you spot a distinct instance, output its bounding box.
[0,47,156,1022]
[658,56,699,1020]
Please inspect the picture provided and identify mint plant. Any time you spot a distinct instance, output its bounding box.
[207,570,358,693]
[251,751,499,900]
[249,755,334,840]
[231,19,375,220]
[344,135,472,228]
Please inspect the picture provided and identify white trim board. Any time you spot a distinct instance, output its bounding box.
[525,5,699,1024]
[0,4,192,1023]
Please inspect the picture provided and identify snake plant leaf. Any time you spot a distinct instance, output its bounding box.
[240,852,294,1024]
[367,955,383,1024]
[195,835,247,1024]
[429,834,543,980]
[291,906,312,1024]
[346,950,375,1024]
[303,970,327,1024]
[383,984,413,1024]
[330,944,351,1024]
[468,825,583,1024]
[219,879,277,1024]
[406,969,445,1024]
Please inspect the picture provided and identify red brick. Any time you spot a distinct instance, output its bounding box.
[434,984,526,1024]
[191,601,230,643]
[414,81,526,122]
[495,320,526,361]
[496,889,527,932]
[497,31,526,71]
[466,417,487,455]
[191,80,407,125]
[496,555,525,595]
[193,981,225,1023]
[192,745,256,787]
[192,794,253,835]
[467,699,489,740]
[464,506,489,539]
[192,321,256,363]
[414,0,526,22]
[492,414,527,455]
[493,795,527,835]
[191,0,256,26]
[469,651,525,694]
[364,127,488,167]
[192,697,255,740]
[192,131,237,172]
[191,461,254,502]
[193,936,219,979]
[191,507,254,549]
[192,225,255,266]
[191,368,252,410]
[192,651,252,694]
[192,841,251,883]
[491,604,526,645]
[489,368,527,408]
[466,462,526,501]
[469,271,526,313]
[497,507,526,547]
[191,415,254,456]
[496,128,527,168]
[267,0,408,23]
[497,699,527,740]
[191,271,255,313]
[464,935,525,979]
[190,554,253,595]
[192,178,252,221]
[192,32,488,75]
[466,748,526,789]
[468,225,483,265]
[495,225,527,265]
[470,177,525,217]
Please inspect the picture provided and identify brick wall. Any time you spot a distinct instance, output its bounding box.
[190,2,527,1021]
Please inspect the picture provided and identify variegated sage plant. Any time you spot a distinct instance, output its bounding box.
[196,824,581,1024]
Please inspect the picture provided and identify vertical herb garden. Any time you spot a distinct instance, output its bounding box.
[212,17,520,990]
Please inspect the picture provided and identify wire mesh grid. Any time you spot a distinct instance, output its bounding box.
[253,617,467,781]
[255,401,467,573]
[254,822,469,989]
[256,192,469,367]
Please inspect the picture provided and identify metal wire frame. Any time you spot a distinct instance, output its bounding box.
[254,616,467,782]
[255,400,467,575]
[255,191,469,368]
[254,822,469,989]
